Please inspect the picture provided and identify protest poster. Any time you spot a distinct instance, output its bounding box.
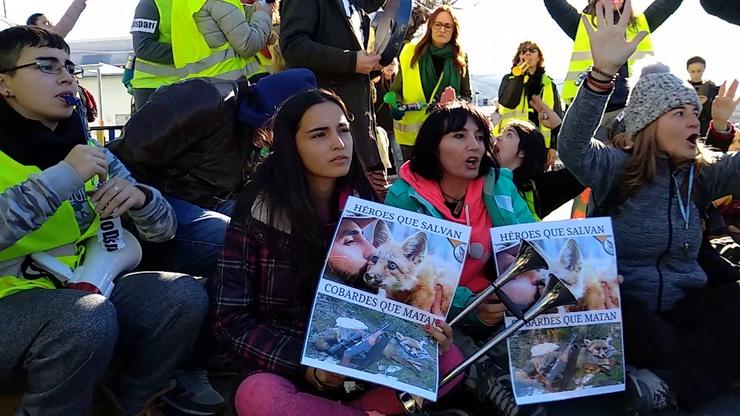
[302,197,470,401]
[491,218,625,405]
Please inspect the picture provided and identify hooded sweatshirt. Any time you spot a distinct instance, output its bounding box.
[386,162,535,325]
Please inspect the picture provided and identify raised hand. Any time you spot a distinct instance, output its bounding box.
[711,79,740,128]
[581,0,647,75]
[530,95,562,130]
[439,86,457,106]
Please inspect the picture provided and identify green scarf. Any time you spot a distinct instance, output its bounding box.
[418,44,461,102]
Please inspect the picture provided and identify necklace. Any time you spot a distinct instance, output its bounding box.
[441,189,465,217]
[672,164,694,255]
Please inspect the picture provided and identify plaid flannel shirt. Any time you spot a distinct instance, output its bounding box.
[212,201,311,378]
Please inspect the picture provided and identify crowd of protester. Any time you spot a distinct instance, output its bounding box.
[0,0,739,415]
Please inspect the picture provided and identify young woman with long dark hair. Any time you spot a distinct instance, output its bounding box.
[495,120,585,220]
[211,89,463,416]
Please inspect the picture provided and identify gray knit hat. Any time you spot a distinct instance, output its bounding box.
[623,62,701,137]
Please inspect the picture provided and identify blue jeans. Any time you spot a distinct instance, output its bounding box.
[161,196,235,278]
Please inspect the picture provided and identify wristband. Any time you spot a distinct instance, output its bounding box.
[585,75,614,93]
[590,65,618,81]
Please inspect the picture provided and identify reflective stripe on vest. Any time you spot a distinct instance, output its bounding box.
[562,13,653,104]
[171,0,259,80]
[494,74,558,148]
[394,43,442,146]
[0,150,100,299]
[131,0,180,89]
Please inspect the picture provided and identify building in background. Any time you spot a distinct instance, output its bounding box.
[69,37,133,129]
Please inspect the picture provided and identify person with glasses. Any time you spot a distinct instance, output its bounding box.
[0,26,210,416]
[389,5,471,161]
[496,41,564,170]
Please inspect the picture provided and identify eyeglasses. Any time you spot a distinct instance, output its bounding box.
[0,58,83,76]
[432,22,454,32]
[519,47,539,54]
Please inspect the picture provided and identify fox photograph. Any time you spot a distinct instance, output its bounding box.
[494,236,620,313]
[508,323,624,402]
[304,293,439,396]
[323,215,465,317]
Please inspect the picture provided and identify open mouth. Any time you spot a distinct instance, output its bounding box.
[686,133,699,146]
[57,92,78,105]
[465,156,480,168]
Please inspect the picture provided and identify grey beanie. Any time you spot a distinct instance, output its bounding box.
[623,62,701,137]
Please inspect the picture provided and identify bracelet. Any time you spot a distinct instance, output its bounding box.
[586,75,613,88]
[590,65,617,81]
[585,75,614,92]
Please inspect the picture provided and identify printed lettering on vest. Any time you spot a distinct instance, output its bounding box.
[131,19,158,33]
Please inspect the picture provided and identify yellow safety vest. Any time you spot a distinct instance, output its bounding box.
[171,0,262,80]
[522,188,541,222]
[0,151,100,299]
[393,43,443,146]
[255,51,272,75]
[494,74,559,148]
[562,13,654,105]
[131,0,182,89]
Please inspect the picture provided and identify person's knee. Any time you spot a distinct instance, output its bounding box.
[54,293,119,352]
[149,273,208,329]
[235,373,295,416]
[32,292,118,379]
[439,345,464,374]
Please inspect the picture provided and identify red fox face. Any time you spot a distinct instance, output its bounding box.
[584,337,615,360]
[363,220,427,291]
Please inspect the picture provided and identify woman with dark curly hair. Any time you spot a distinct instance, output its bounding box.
[496,41,564,169]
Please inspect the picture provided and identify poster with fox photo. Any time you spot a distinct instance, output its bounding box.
[490,218,625,405]
[301,197,471,401]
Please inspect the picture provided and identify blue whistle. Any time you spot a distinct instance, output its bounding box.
[62,94,81,106]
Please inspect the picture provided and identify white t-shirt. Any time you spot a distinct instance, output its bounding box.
[342,0,364,46]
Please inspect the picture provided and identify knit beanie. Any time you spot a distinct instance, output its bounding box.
[623,62,701,137]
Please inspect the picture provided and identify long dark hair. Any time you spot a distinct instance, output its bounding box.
[410,5,467,77]
[410,100,499,181]
[507,120,547,193]
[237,89,377,293]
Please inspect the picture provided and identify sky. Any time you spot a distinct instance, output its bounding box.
[3,0,740,84]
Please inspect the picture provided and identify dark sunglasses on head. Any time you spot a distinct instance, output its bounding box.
[0,58,83,76]
[519,47,539,54]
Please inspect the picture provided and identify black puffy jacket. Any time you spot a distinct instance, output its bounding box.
[108,77,259,209]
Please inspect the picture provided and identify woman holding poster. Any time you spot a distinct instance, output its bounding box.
[211,89,462,416]
[557,0,740,414]
[385,101,545,416]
